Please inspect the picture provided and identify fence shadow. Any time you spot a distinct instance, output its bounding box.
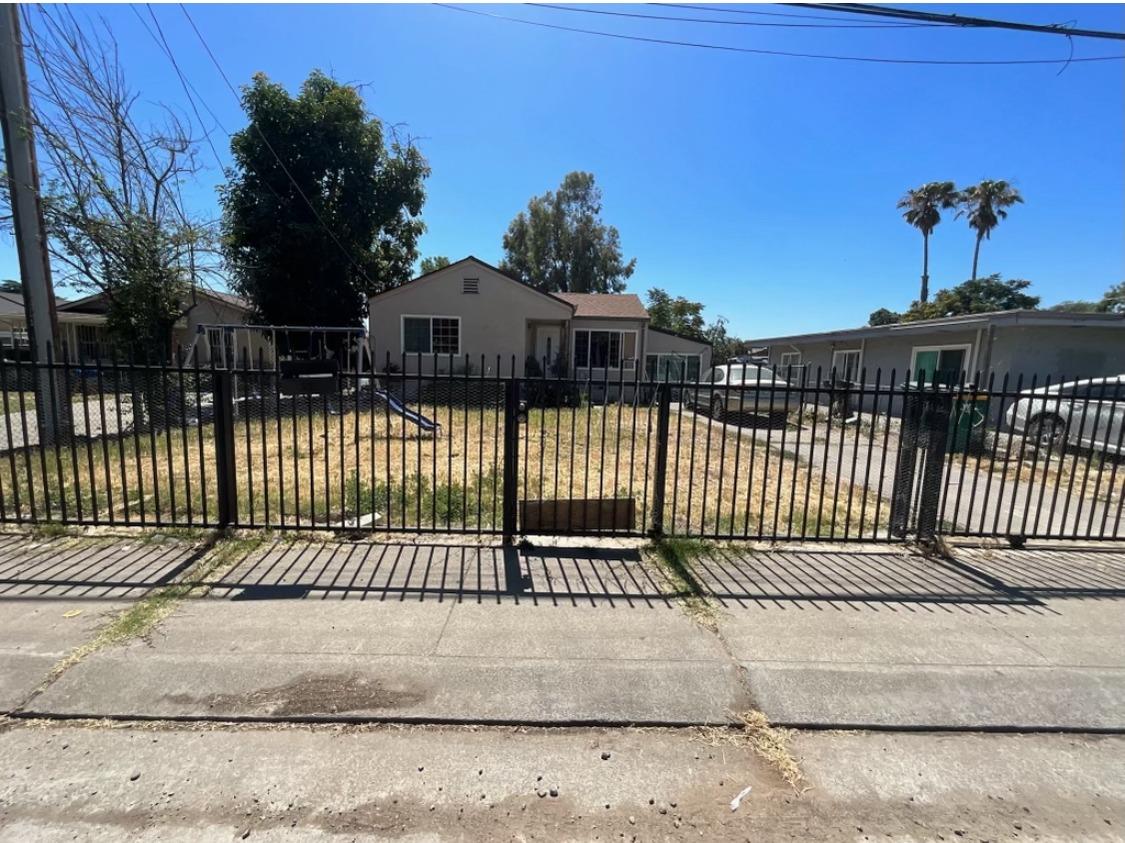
[0,533,207,600]
[690,545,1048,613]
[948,544,1125,599]
[208,539,673,607]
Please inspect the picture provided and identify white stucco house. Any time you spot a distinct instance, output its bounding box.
[366,256,711,386]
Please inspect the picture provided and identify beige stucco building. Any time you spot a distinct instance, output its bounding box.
[366,257,712,386]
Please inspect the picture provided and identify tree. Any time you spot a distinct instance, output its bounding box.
[902,274,1038,322]
[896,181,958,303]
[646,288,706,338]
[1049,299,1101,313]
[500,171,635,293]
[419,255,450,274]
[222,70,428,331]
[704,316,749,364]
[958,180,1023,280]
[5,7,212,360]
[1099,281,1124,314]
[868,307,902,326]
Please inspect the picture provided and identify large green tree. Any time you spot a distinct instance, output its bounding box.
[222,71,428,328]
[646,288,706,338]
[958,180,1023,280]
[896,181,959,303]
[902,274,1038,322]
[419,255,450,274]
[500,172,635,293]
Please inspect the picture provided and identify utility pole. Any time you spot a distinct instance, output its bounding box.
[0,5,67,443]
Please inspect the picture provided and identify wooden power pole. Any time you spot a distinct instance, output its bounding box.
[0,5,67,442]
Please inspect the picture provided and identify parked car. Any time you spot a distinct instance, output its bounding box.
[1005,376,1125,455]
[685,363,791,423]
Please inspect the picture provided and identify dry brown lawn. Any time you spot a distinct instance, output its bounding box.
[0,398,887,537]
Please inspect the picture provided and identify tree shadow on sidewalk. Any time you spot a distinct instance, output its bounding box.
[208,539,673,608]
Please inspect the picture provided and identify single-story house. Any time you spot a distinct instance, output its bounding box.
[747,309,1125,388]
[47,287,262,366]
[366,256,712,390]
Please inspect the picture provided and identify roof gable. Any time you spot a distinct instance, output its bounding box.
[369,256,575,311]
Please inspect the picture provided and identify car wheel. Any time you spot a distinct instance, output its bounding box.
[711,395,725,422]
[1026,414,1065,451]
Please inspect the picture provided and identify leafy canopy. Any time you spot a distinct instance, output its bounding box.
[646,288,706,338]
[870,275,1040,325]
[222,71,429,327]
[958,180,1023,243]
[500,172,636,293]
[419,255,451,274]
[1049,282,1124,314]
[897,181,959,238]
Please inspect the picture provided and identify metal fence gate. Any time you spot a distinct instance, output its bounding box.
[1,354,1121,543]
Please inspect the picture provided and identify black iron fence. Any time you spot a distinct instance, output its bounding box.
[0,354,1121,543]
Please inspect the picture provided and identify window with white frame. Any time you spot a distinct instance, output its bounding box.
[779,351,802,370]
[831,349,861,383]
[403,316,460,356]
[574,329,636,369]
[910,344,970,386]
[645,353,701,382]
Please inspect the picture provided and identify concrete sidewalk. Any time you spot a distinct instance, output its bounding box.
[4,532,1124,730]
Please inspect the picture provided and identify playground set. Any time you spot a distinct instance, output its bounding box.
[184,323,441,434]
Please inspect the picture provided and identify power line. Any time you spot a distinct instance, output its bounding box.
[531,3,949,29]
[653,3,932,24]
[439,4,1125,65]
[130,5,227,174]
[788,4,1125,41]
[177,3,375,286]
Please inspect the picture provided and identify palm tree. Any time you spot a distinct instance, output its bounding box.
[897,181,958,303]
[958,180,1024,279]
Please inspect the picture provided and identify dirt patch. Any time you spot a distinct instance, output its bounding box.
[164,673,428,717]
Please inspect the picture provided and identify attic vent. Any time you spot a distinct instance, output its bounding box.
[462,278,479,294]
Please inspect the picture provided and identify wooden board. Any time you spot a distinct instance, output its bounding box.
[520,498,636,532]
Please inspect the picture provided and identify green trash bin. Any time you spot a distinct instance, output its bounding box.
[948,390,989,453]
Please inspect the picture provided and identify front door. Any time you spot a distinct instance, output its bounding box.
[533,324,562,373]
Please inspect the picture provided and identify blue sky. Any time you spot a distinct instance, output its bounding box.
[4,3,1123,338]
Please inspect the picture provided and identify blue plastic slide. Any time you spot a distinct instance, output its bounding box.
[373,388,441,433]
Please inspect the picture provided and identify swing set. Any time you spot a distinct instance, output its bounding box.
[182,323,440,433]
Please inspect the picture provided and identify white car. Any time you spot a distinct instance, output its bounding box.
[685,364,792,423]
[1005,376,1125,455]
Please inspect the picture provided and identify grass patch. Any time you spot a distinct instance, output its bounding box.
[647,537,718,628]
[47,531,265,680]
[698,710,805,791]
[28,521,76,540]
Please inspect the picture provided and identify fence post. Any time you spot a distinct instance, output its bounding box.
[915,390,953,541]
[213,369,238,527]
[889,386,922,538]
[649,382,671,538]
[502,377,520,545]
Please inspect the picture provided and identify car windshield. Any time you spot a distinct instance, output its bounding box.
[725,366,773,384]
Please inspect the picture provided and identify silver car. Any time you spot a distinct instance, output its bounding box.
[1005,376,1125,455]
[686,364,792,423]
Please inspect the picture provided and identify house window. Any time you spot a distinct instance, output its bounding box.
[832,349,862,383]
[75,325,110,361]
[573,329,636,369]
[403,316,461,356]
[779,351,802,369]
[645,353,701,382]
[462,278,479,294]
[910,344,970,386]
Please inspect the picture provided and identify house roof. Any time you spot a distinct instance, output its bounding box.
[747,309,1125,347]
[57,286,251,314]
[368,256,575,309]
[648,324,712,346]
[555,292,649,320]
[0,291,72,318]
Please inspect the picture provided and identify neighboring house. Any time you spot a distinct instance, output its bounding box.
[55,287,264,366]
[747,309,1125,388]
[366,256,712,393]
